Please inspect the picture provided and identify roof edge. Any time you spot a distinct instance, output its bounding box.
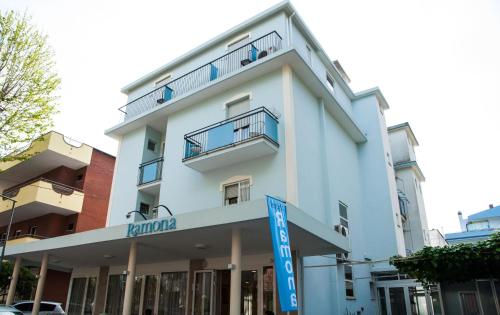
[121,0,293,93]
[388,122,419,146]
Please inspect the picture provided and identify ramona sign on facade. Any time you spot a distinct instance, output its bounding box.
[267,196,298,312]
[126,217,176,237]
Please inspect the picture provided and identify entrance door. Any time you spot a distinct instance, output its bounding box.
[192,271,215,315]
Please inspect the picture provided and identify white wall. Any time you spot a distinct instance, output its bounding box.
[159,70,287,215]
[388,129,417,164]
[107,127,148,226]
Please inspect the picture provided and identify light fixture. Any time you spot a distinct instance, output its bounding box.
[103,254,115,259]
[195,243,207,250]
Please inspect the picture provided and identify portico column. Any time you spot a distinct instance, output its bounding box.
[32,253,49,315]
[6,256,22,305]
[123,240,137,315]
[229,228,241,315]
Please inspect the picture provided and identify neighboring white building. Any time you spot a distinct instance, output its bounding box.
[2,2,439,315]
[429,229,447,247]
[388,123,430,254]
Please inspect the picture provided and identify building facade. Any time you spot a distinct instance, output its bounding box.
[445,205,500,244]
[0,131,115,305]
[388,123,430,254]
[2,2,437,315]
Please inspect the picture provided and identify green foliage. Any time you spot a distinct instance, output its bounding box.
[0,10,60,161]
[390,232,500,285]
[0,260,36,299]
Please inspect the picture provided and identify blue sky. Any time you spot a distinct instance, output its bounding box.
[2,0,499,234]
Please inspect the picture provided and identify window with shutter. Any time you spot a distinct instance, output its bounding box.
[224,179,250,205]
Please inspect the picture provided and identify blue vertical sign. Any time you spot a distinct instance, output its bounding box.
[267,196,298,312]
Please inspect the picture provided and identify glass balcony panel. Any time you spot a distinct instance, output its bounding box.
[138,158,163,185]
[183,107,279,160]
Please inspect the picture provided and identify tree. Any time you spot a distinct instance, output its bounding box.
[390,232,500,285]
[0,10,60,162]
[0,260,36,300]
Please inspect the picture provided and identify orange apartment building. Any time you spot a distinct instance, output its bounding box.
[0,131,115,305]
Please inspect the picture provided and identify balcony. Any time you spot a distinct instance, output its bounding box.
[1,234,47,246]
[183,107,279,172]
[137,158,163,194]
[0,131,92,190]
[0,178,84,223]
[119,31,282,120]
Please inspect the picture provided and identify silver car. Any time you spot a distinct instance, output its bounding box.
[11,301,64,315]
[0,305,24,315]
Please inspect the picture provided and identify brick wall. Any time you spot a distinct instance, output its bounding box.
[0,213,69,239]
[42,269,71,306]
[75,149,115,232]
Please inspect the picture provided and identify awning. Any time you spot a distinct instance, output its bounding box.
[3,199,349,270]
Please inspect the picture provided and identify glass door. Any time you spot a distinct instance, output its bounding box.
[192,271,214,315]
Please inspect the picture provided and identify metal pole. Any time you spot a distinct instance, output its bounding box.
[0,195,17,274]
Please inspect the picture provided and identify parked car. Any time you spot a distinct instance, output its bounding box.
[0,305,24,315]
[11,301,64,315]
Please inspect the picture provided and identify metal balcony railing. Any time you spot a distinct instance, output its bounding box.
[183,107,279,160]
[2,178,82,199]
[138,157,164,185]
[119,31,283,119]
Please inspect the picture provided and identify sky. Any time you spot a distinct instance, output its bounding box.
[1,0,499,234]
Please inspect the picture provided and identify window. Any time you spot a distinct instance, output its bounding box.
[40,303,56,312]
[224,179,250,205]
[76,173,84,181]
[241,270,258,315]
[326,73,335,91]
[140,202,150,217]
[14,302,33,312]
[14,230,22,238]
[263,266,274,314]
[158,272,188,315]
[339,202,348,228]
[226,96,250,118]
[29,226,38,236]
[147,139,156,152]
[67,223,75,231]
[227,34,250,51]
[345,264,355,298]
[105,275,126,315]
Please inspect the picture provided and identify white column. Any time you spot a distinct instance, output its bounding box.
[282,64,299,206]
[123,240,137,315]
[6,256,22,305]
[32,253,49,315]
[229,228,241,315]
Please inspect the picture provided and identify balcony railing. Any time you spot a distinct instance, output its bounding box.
[2,177,82,199]
[183,107,279,160]
[119,31,283,119]
[138,157,164,185]
[0,234,47,246]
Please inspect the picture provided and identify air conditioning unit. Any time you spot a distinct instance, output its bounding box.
[334,224,349,237]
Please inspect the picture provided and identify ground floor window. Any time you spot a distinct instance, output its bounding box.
[241,270,258,315]
[345,264,355,298]
[105,275,126,315]
[262,266,274,315]
[158,272,188,315]
[67,277,97,315]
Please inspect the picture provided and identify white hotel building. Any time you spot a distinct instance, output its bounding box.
[2,2,440,314]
